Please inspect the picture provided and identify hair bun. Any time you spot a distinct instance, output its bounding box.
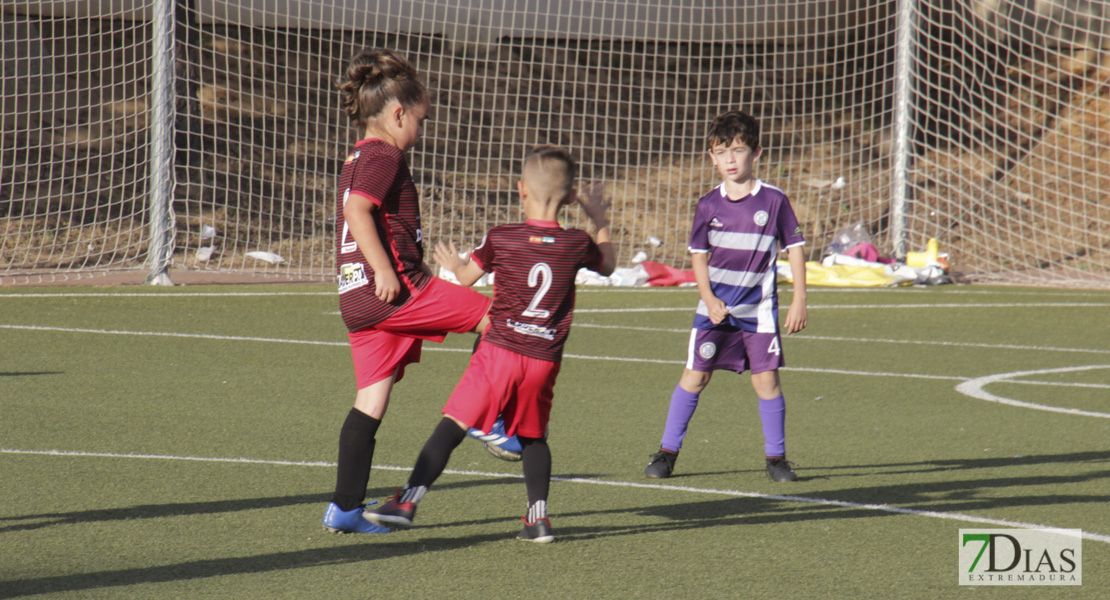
[337,48,426,129]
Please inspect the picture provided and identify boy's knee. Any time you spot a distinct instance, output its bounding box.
[679,369,711,392]
[750,370,782,399]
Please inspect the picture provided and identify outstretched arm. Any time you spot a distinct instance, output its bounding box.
[578,181,616,276]
[434,240,487,287]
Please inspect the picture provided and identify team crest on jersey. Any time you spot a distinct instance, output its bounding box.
[709,217,724,228]
[754,210,770,226]
[337,262,369,293]
[345,151,360,163]
[698,342,717,359]
[529,236,556,244]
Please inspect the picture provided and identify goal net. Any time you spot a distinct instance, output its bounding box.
[3,0,1109,287]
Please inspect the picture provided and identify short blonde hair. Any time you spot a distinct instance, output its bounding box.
[522,145,576,203]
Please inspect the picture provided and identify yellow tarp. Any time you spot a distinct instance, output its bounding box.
[777,261,909,287]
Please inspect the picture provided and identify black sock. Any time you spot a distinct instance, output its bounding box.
[408,417,467,489]
[520,436,551,508]
[331,408,381,511]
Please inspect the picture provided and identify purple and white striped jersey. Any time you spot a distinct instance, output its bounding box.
[688,179,805,333]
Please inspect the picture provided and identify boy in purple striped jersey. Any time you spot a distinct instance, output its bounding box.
[644,110,808,482]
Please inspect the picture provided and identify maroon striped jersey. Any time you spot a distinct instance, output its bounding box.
[470,219,603,362]
[335,138,432,332]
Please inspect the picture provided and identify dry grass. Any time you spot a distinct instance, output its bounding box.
[4,18,1109,285]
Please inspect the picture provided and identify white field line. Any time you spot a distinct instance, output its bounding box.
[2,288,1108,298]
[3,448,1107,545]
[0,324,349,347]
[0,292,335,298]
[575,288,1110,297]
[573,323,1110,356]
[8,321,1106,360]
[575,302,1110,312]
[956,366,1110,419]
[4,324,1105,391]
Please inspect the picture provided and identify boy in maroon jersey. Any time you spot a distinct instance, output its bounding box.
[366,145,615,542]
[322,48,493,535]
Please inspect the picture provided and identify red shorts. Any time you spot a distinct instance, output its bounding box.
[374,277,491,343]
[442,342,561,439]
[349,330,422,388]
[348,278,490,389]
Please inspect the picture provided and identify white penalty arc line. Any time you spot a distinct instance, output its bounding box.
[4,448,1108,545]
[956,366,1110,419]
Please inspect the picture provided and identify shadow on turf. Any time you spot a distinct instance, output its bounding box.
[624,470,1110,524]
[1,477,537,597]
[678,450,1110,482]
[6,453,1107,596]
[793,450,1110,479]
[0,371,63,377]
[625,450,1110,527]
[1,474,576,598]
[0,531,522,598]
[0,477,523,534]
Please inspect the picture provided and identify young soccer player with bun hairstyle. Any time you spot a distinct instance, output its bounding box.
[322,48,493,534]
[366,145,615,542]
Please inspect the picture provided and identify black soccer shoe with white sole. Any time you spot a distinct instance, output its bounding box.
[765,458,798,482]
[517,517,555,543]
[644,449,677,479]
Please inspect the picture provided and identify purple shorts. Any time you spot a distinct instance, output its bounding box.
[685,326,785,375]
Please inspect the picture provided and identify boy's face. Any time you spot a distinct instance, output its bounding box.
[708,137,761,184]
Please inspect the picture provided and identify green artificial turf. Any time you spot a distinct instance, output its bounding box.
[1,284,1107,599]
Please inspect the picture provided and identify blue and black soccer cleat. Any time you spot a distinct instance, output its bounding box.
[467,417,523,462]
[322,502,392,534]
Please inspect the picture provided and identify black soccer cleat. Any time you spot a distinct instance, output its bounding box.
[765,458,798,482]
[516,516,555,543]
[644,449,677,479]
[364,490,417,529]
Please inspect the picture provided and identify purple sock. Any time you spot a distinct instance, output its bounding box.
[759,395,787,457]
[659,384,700,452]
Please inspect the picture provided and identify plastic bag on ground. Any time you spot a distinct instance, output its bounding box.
[822,222,872,258]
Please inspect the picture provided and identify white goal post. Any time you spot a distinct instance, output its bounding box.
[2,0,1109,287]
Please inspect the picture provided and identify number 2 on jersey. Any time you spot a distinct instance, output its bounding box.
[521,262,553,318]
